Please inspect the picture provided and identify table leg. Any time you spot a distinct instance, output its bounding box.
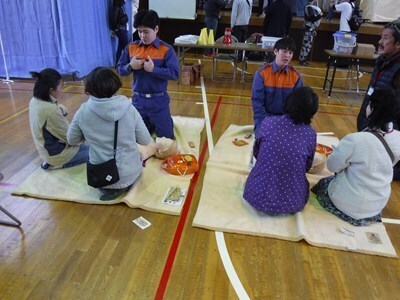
[356,59,360,93]
[329,60,337,97]
[323,57,331,92]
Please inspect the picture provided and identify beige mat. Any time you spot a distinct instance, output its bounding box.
[193,125,397,258]
[12,116,205,215]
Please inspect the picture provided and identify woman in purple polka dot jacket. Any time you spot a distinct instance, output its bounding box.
[243,87,318,214]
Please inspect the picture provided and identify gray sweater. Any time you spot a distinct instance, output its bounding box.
[67,95,151,189]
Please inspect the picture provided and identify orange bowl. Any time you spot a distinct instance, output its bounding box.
[161,154,199,176]
[316,143,333,157]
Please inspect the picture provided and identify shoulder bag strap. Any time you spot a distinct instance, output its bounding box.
[113,120,119,158]
[369,131,395,163]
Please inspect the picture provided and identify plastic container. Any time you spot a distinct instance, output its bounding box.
[261,36,281,50]
[223,28,232,45]
[333,31,357,54]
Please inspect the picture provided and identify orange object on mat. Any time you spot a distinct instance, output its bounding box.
[161,154,199,176]
[316,143,333,157]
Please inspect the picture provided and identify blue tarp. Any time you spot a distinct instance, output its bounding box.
[0,0,131,78]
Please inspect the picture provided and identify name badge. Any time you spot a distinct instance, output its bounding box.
[367,87,374,96]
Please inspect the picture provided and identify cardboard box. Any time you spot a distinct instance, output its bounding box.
[354,43,376,56]
[192,63,202,80]
[180,63,203,85]
[180,63,194,85]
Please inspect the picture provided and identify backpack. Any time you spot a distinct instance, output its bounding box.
[305,4,322,27]
[348,3,363,32]
[245,33,268,61]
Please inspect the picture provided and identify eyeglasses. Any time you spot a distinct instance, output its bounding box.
[386,19,400,34]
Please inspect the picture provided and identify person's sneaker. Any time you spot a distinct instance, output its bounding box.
[41,162,63,170]
[299,61,310,66]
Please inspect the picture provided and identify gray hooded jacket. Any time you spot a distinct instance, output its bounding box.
[67,95,151,189]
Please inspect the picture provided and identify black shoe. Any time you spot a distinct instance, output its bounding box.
[41,162,62,170]
[299,61,310,66]
[99,186,131,201]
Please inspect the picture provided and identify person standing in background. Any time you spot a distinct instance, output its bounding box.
[263,0,292,38]
[231,0,252,43]
[231,0,252,60]
[299,0,323,66]
[110,0,129,65]
[204,0,231,56]
[132,0,140,41]
[329,0,354,32]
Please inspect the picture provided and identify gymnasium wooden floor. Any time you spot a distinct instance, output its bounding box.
[1,57,399,299]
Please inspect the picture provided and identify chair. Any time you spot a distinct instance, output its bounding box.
[211,35,239,82]
[0,206,21,227]
[0,173,21,227]
[241,36,269,84]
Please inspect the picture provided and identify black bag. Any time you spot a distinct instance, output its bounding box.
[348,3,363,32]
[86,121,120,188]
[87,158,119,188]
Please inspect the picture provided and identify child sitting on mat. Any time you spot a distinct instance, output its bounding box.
[243,87,318,215]
[29,68,89,170]
[67,67,152,201]
[312,88,400,226]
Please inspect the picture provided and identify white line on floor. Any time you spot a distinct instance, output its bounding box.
[199,71,250,300]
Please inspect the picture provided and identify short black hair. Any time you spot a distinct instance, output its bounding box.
[285,87,319,124]
[30,68,62,102]
[384,18,400,44]
[368,88,400,131]
[134,10,159,30]
[84,67,122,98]
[274,37,296,52]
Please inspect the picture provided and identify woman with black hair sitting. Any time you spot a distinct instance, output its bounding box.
[312,88,400,226]
[29,68,89,170]
[243,87,319,215]
[67,67,152,201]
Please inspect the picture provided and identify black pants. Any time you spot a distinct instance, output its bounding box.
[258,0,264,15]
[233,25,248,59]
[115,29,129,65]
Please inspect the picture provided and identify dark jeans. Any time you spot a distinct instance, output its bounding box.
[233,25,248,59]
[132,30,140,42]
[204,15,218,55]
[115,29,129,65]
[258,0,264,15]
[62,144,89,168]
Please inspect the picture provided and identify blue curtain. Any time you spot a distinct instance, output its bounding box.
[0,0,131,78]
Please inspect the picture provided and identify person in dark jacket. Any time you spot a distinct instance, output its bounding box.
[204,0,231,56]
[263,0,292,38]
[357,18,400,180]
[110,0,129,65]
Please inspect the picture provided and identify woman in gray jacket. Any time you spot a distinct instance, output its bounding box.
[29,68,89,170]
[67,67,152,200]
